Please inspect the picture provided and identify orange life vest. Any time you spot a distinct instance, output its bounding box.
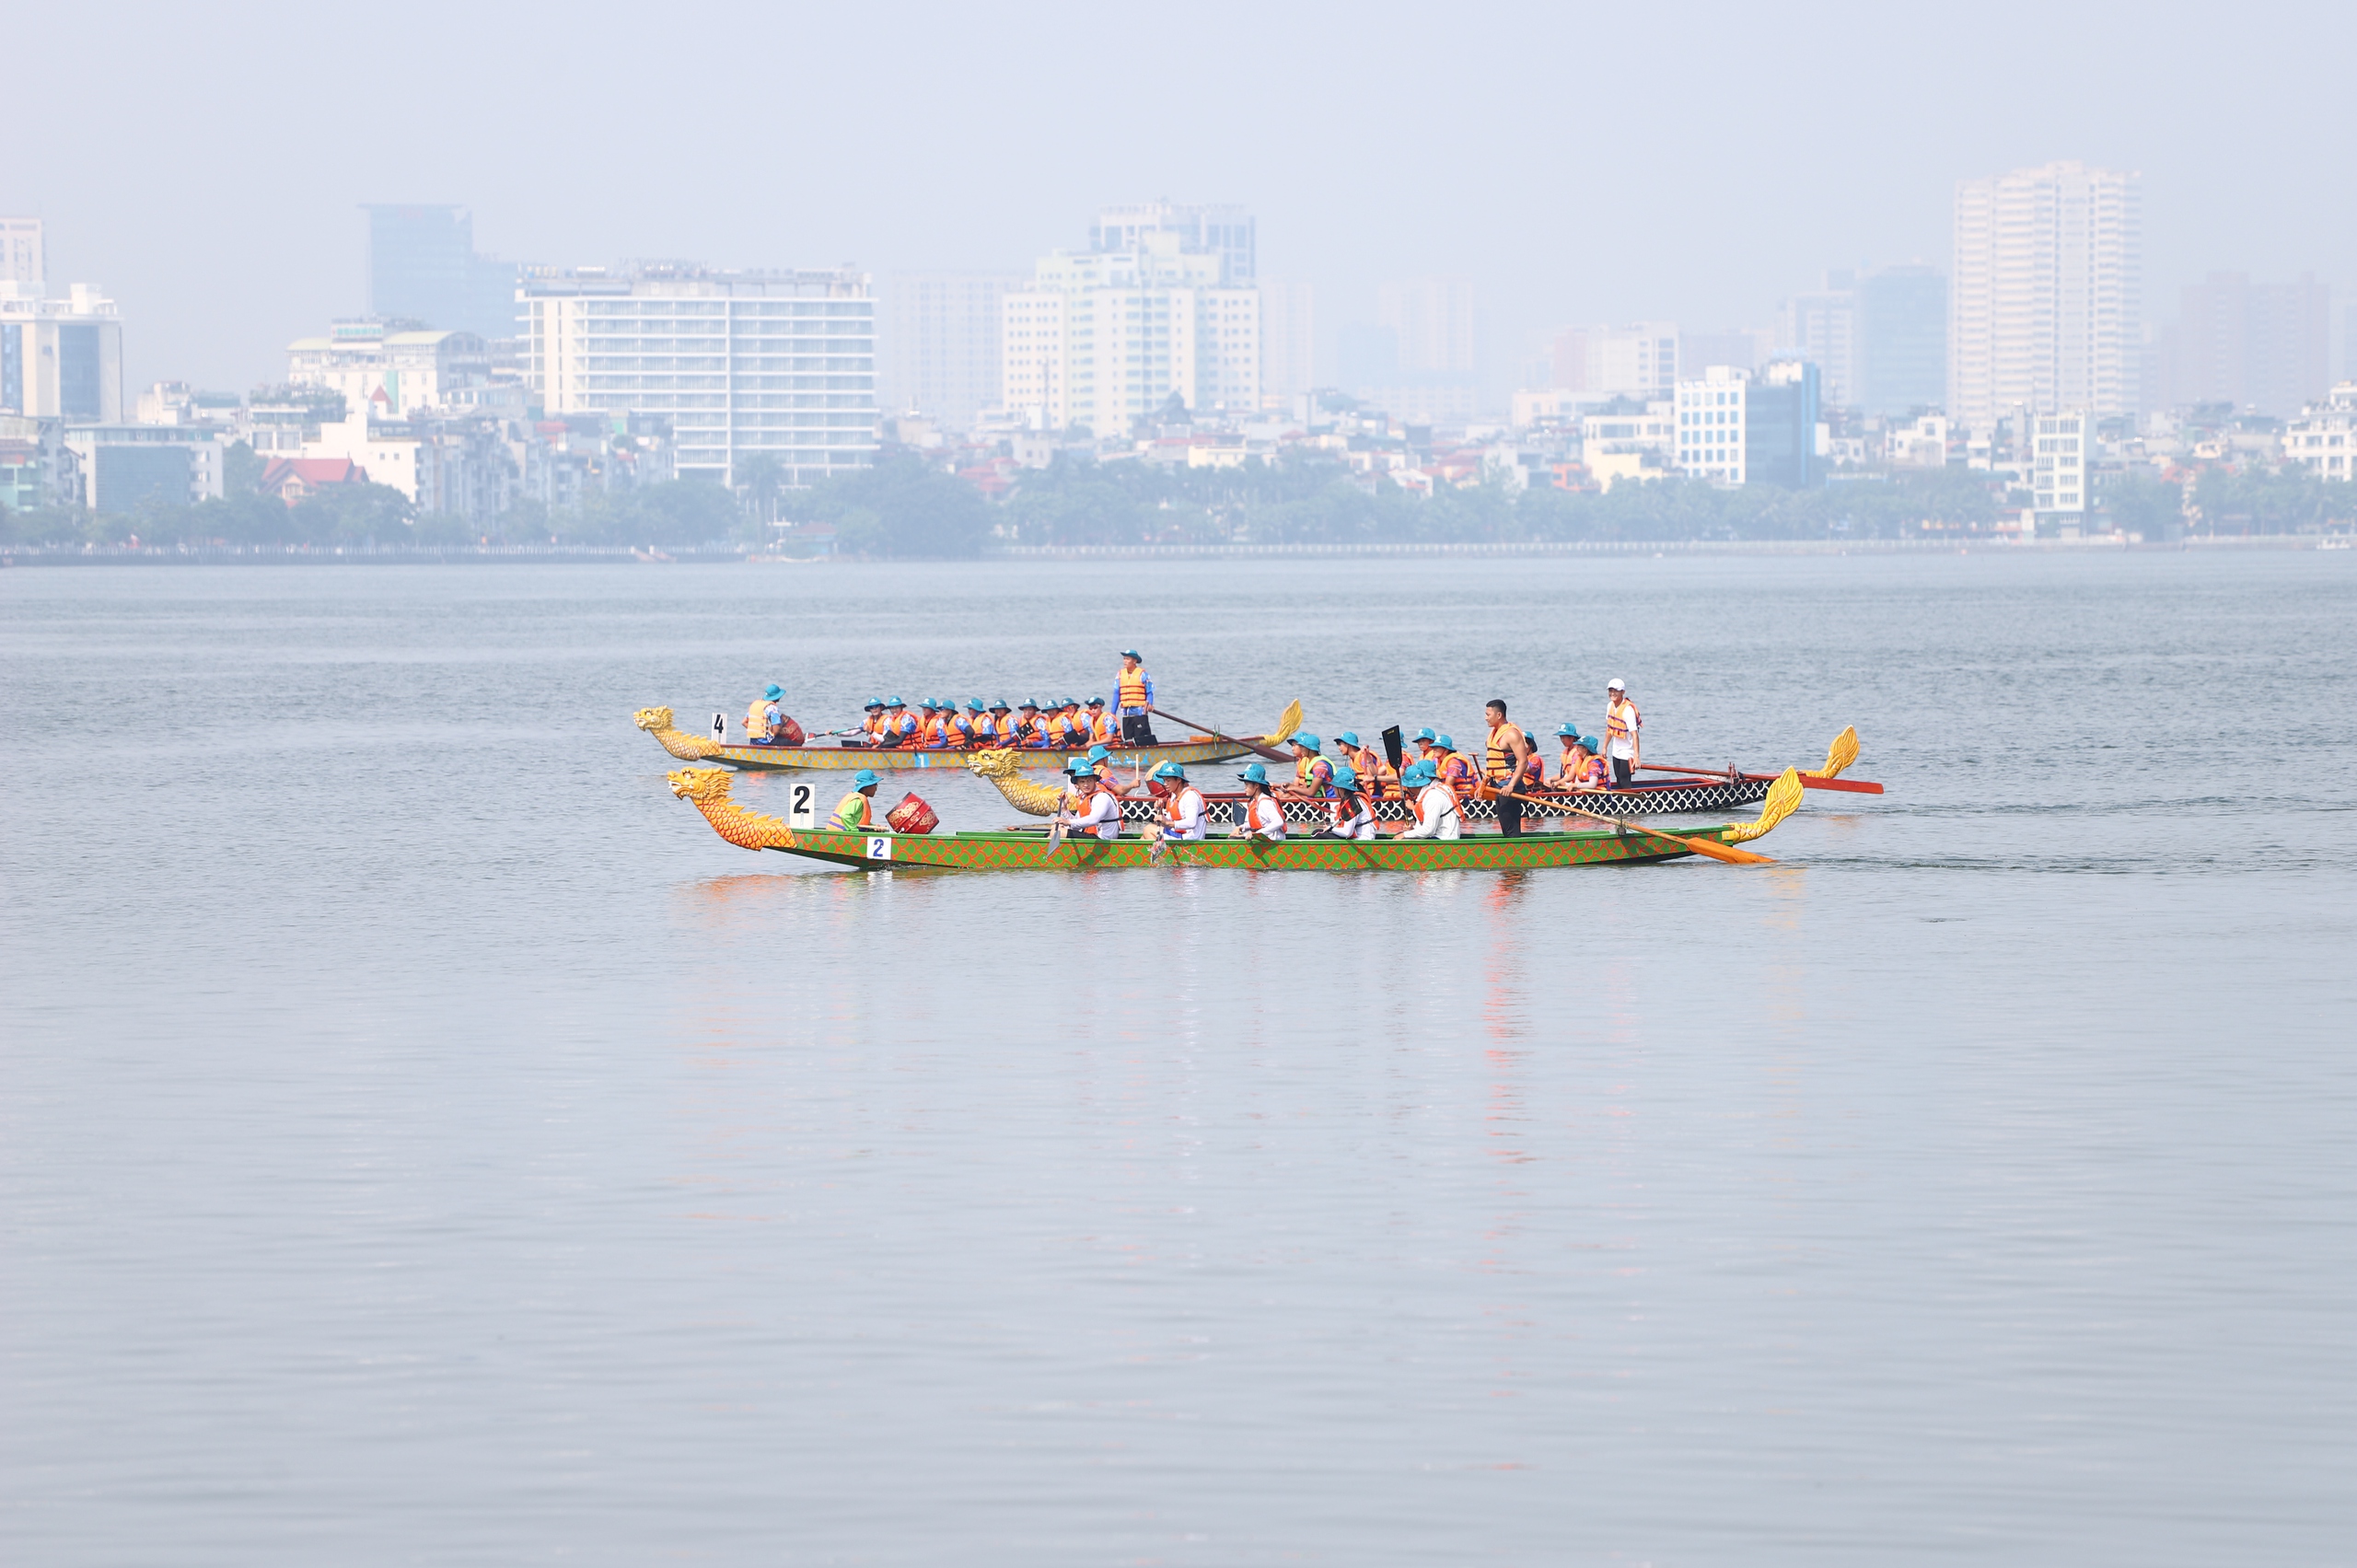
[746,699,774,738]
[1088,713,1114,743]
[1484,723,1528,784]
[1118,668,1149,709]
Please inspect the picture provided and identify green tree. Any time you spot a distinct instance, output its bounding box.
[2106,470,2183,540]
[800,453,992,557]
[222,440,267,498]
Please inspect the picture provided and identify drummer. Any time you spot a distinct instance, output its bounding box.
[833,768,882,830]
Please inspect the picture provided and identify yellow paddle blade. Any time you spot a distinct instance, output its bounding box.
[1820,726,1860,779]
[1725,767,1805,843]
[1266,699,1303,745]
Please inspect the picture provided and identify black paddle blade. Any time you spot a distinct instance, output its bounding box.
[1381,726,1404,770]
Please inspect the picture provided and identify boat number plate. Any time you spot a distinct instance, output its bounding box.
[865,836,893,861]
[788,783,817,830]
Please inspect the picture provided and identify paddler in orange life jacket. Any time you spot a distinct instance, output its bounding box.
[1604,678,1642,786]
[1336,730,1399,801]
[1146,760,1206,841]
[745,683,785,744]
[857,697,888,747]
[1481,699,1537,837]
[1056,698,1089,749]
[1431,734,1480,800]
[937,699,972,749]
[879,695,917,747]
[833,769,882,830]
[1230,761,1287,840]
[1315,761,1376,840]
[979,698,1014,747]
[1553,726,1608,790]
[960,699,989,747]
[1083,696,1115,746]
[1114,650,1157,745]
[1053,756,1124,841]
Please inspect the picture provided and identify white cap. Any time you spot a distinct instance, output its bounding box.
[1607,678,1626,691]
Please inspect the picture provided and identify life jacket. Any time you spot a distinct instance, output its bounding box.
[1484,723,1527,784]
[746,699,774,738]
[833,791,872,830]
[1295,755,1331,792]
[1164,785,1206,837]
[968,714,994,746]
[1084,780,1121,839]
[1088,713,1114,743]
[863,714,888,741]
[1117,668,1150,710]
[1242,792,1286,839]
[1437,752,1478,796]
[1606,698,1640,750]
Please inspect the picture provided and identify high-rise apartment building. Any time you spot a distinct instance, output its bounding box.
[0,281,122,421]
[1549,323,1679,400]
[1949,161,2142,431]
[2028,411,2090,526]
[875,273,1020,429]
[2,218,41,288]
[522,264,876,485]
[1260,280,1317,401]
[1002,233,1259,435]
[1091,203,1255,285]
[365,205,523,342]
[1778,273,1856,407]
[1854,265,1947,416]
[1674,361,1819,487]
[2145,272,2331,417]
[1378,279,1476,377]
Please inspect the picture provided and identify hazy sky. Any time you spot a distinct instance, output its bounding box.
[8,0,2351,392]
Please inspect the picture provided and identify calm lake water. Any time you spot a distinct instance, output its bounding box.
[3,552,2351,1566]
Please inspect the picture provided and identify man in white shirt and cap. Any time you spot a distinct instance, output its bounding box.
[1396,760,1461,840]
[1604,678,1643,787]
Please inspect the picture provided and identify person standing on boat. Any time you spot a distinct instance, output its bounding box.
[1114,651,1158,746]
[833,769,882,830]
[1604,679,1642,786]
[1397,760,1462,840]
[1231,762,1288,841]
[1481,700,1537,837]
[1148,761,1206,842]
[1054,757,1125,841]
[1553,726,1608,790]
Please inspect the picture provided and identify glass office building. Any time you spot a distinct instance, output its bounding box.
[365,205,520,341]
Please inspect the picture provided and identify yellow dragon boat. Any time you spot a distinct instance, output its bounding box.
[633,704,1277,773]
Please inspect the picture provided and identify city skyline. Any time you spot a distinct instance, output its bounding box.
[3,1,2348,395]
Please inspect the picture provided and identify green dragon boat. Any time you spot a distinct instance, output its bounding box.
[664,764,1804,873]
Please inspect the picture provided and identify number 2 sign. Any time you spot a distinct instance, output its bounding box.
[865,836,893,861]
[788,782,817,830]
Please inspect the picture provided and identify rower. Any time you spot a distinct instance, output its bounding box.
[941,701,973,749]
[745,683,787,744]
[1341,730,1401,801]
[880,695,916,748]
[1430,734,1480,799]
[982,698,1015,747]
[1084,696,1115,746]
[1318,761,1376,841]
[1604,678,1642,786]
[1015,699,1048,747]
[858,697,888,747]
[1481,700,1537,838]
[959,698,990,747]
[833,768,883,830]
[1411,727,1440,770]
[1283,731,1333,798]
[1115,650,1157,745]
[1148,761,1206,842]
[1045,698,1080,749]
[1553,726,1608,790]
[1231,761,1287,841]
[1086,742,1124,792]
[1397,759,1461,840]
[1054,756,1124,842]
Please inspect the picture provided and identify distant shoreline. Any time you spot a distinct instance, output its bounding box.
[0,535,2336,567]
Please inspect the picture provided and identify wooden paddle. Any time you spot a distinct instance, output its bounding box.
[1480,781,1775,865]
[1147,704,1295,764]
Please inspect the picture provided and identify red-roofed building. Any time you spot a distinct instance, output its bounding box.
[260,457,371,506]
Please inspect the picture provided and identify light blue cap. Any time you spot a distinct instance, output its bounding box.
[1153,761,1186,781]
[1556,722,1580,737]
[1292,731,1321,751]
[1087,744,1109,761]
[1330,762,1359,790]
[989,698,1011,710]
[887,694,905,706]
[1237,761,1270,785]
[1434,734,1456,751]
[1402,760,1437,785]
[1415,726,1438,742]
[864,696,884,710]
[968,698,986,712]
[853,769,880,787]
[1065,755,1094,774]
[1019,698,1039,709]
[763,683,784,700]
[1336,731,1360,748]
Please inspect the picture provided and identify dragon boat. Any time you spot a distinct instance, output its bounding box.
[972,727,1882,825]
[663,763,1804,873]
[633,705,1274,773]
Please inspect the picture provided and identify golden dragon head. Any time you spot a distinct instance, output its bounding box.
[965,748,1023,779]
[668,767,737,804]
[635,706,678,733]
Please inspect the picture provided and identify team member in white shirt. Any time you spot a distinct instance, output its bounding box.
[1230,762,1288,841]
[1321,761,1377,840]
[1147,761,1207,842]
[1396,759,1461,840]
[1053,756,1124,841]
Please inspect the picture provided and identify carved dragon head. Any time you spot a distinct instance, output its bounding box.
[965,748,1022,779]
[668,767,737,804]
[635,706,679,733]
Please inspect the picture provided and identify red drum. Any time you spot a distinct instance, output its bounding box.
[885,794,939,835]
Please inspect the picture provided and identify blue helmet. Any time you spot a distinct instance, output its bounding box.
[852,769,881,788]
[1237,761,1271,786]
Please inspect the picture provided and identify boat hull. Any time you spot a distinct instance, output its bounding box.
[635,707,1249,772]
[1075,775,1776,825]
[741,824,1713,873]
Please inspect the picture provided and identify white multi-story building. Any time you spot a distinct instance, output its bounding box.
[1,217,41,288]
[1677,366,1751,483]
[2029,411,2091,524]
[1887,413,1950,468]
[286,319,504,420]
[0,281,122,422]
[1001,233,1259,436]
[1091,203,1254,285]
[1549,322,1680,400]
[2282,382,2354,482]
[1674,362,1822,487]
[521,263,875,485]
[1951,161,2142,432]
[63,424,225,514]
